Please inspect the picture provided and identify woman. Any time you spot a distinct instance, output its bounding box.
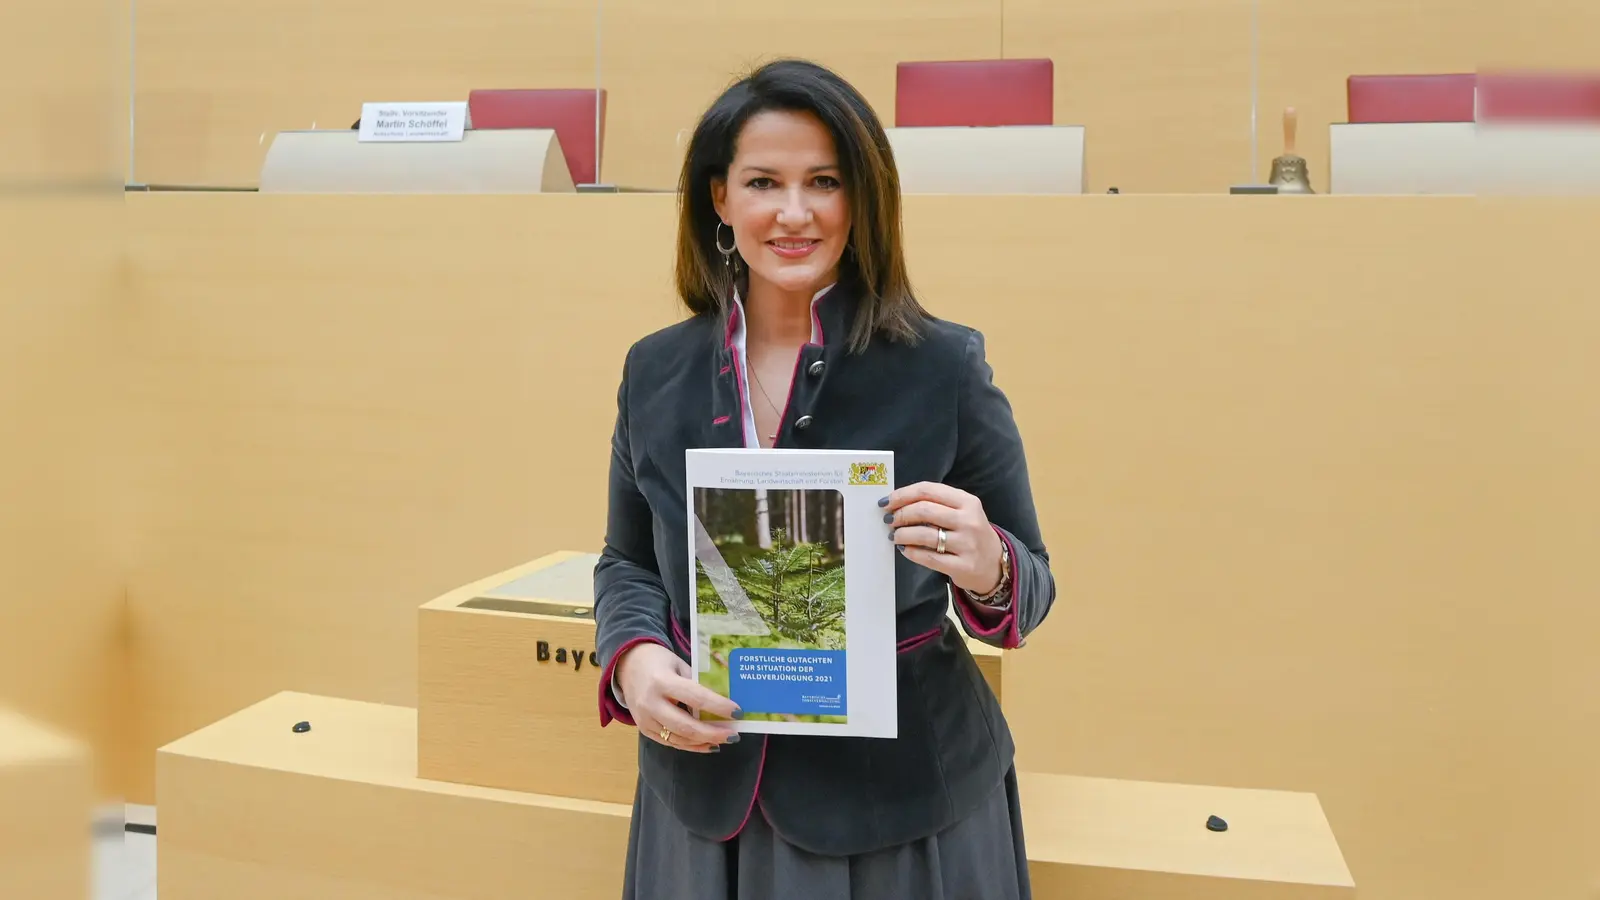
[593,58,1055,899]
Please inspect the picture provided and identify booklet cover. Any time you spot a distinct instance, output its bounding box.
[686,448,898,738]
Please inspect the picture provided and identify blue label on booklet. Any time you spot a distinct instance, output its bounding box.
[727,649,848,717]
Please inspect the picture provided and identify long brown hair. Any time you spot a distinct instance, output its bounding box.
[673,59,927,353]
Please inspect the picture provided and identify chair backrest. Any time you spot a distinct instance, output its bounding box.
[467,89,606,184]
[894,59,1053,127]
[1476,71,1600,123]
[1346,74,1477,123]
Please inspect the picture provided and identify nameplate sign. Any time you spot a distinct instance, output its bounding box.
[358,102,467,143]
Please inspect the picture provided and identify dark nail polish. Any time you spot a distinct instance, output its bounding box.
[725,733,741,744]
[710,746,722,753]
[882,513,894,524]
[877,496,889,507]
[731,709,744,720]
[888,530,897,540]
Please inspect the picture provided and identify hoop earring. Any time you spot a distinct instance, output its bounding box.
[715,221,738,268]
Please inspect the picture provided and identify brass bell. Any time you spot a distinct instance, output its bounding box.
[1267,107,1315,194]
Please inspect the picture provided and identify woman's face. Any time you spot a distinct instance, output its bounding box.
[712,109,851,300]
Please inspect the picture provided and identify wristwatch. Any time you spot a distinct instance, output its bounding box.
[969,540,1012,606]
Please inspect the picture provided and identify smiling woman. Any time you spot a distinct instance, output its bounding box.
[673,59,925,358]
[717,108,848,283]
[593,58,1057,900]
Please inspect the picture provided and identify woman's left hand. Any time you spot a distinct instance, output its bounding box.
[883,482,1006,596]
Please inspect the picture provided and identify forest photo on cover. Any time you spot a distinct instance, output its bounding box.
[693,486,847,724]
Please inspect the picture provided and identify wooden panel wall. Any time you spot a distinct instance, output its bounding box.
[1,0,128,183]
[957,195,1600,900]
[0,0,133,803]
[119,193,681,802]
[120,193,1600,900]
[132,0,597,186]
[596,0,1002,191]
[1001,0,1258,193]
[0,197,130,801]
[1004,0,1600,193]
[129,0,1599,191]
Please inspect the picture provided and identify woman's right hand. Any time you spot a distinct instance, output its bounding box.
[616,642,742,753]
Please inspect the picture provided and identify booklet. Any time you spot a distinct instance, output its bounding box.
[686,448,898,738]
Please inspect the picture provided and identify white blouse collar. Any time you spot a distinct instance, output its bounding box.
[728,283,834,448]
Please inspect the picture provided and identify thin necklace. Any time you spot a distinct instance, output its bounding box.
[747,364,784,445]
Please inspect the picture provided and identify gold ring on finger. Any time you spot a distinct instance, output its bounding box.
[936,527,948,554]
[659,727,672,744]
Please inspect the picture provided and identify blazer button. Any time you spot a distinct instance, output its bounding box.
[794,415,814,430]
[807,360,825,377]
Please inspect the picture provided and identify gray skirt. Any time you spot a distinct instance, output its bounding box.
[621,765,1032,900]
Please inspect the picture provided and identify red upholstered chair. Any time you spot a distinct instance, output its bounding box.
[1346,74,1477,123]
[467,89,606,184]
[894,59,1053,127]
[1476,70,1600,123]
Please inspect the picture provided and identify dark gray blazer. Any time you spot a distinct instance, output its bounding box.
[593,278,1056,857]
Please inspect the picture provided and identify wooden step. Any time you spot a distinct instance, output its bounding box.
[156,691,630,900]
[156,692,1355,900]
[417,550,1005,805]
[1021,771,1355,899]
[0,708,92,900]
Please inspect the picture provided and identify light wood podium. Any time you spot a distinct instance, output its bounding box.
[0,709,92,900]
[886,126,1087,194]
[418,551,639,805]
[1330,121,1600,195]
[259,128,577,194]
[157,551,1354,899]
